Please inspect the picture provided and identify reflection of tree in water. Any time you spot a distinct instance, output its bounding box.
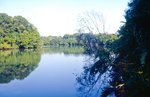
[44,46,85,55]
[76,48,115,97]
[0,49,42,83]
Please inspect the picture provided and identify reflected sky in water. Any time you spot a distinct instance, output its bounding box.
[0,47,89,97]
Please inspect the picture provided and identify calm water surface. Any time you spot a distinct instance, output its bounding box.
[0,47,89,97]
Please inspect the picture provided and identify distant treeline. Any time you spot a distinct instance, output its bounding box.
[0,13,42,49]
[41,33,118,48]
[0,13,117,51]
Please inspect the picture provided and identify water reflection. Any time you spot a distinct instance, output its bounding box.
[76,48,115,97]
[0,47,85,84]
[0,49,42,83]
[0,47,113,97]
[44,46,84,55]
[0,47,89,97]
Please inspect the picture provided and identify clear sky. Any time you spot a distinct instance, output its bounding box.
[0,0,129,36]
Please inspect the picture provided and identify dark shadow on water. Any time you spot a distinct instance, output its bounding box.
[76,48,116,97]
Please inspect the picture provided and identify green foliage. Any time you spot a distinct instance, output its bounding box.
[41,33,117,50]
[101,0,150,96]
[77,0,150,97]
[0,42,11,48]
[0,13,42,49]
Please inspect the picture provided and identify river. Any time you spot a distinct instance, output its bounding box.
[0,47,115,97]
[0,47,90,97]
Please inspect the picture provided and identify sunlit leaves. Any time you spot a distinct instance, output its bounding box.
[0,13,42,49]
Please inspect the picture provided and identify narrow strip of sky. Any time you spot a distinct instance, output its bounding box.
[0,0,129,36]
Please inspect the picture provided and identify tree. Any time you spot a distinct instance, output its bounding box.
[0,13,42,49]
[101,0,150,96]
[77,10,105,34]
[77,0,150,97]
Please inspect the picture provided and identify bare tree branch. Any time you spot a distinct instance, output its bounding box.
[77,10,105,34]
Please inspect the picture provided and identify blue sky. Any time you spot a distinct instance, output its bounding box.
[0,0,129,36]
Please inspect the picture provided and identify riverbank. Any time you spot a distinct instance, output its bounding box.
[0,46,42,50]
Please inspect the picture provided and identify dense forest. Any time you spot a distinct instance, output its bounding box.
[41,33,118,49]
[0,12,118,51]
[77,0,150,97]
[0,13,42,49]
[0,0,149,96]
